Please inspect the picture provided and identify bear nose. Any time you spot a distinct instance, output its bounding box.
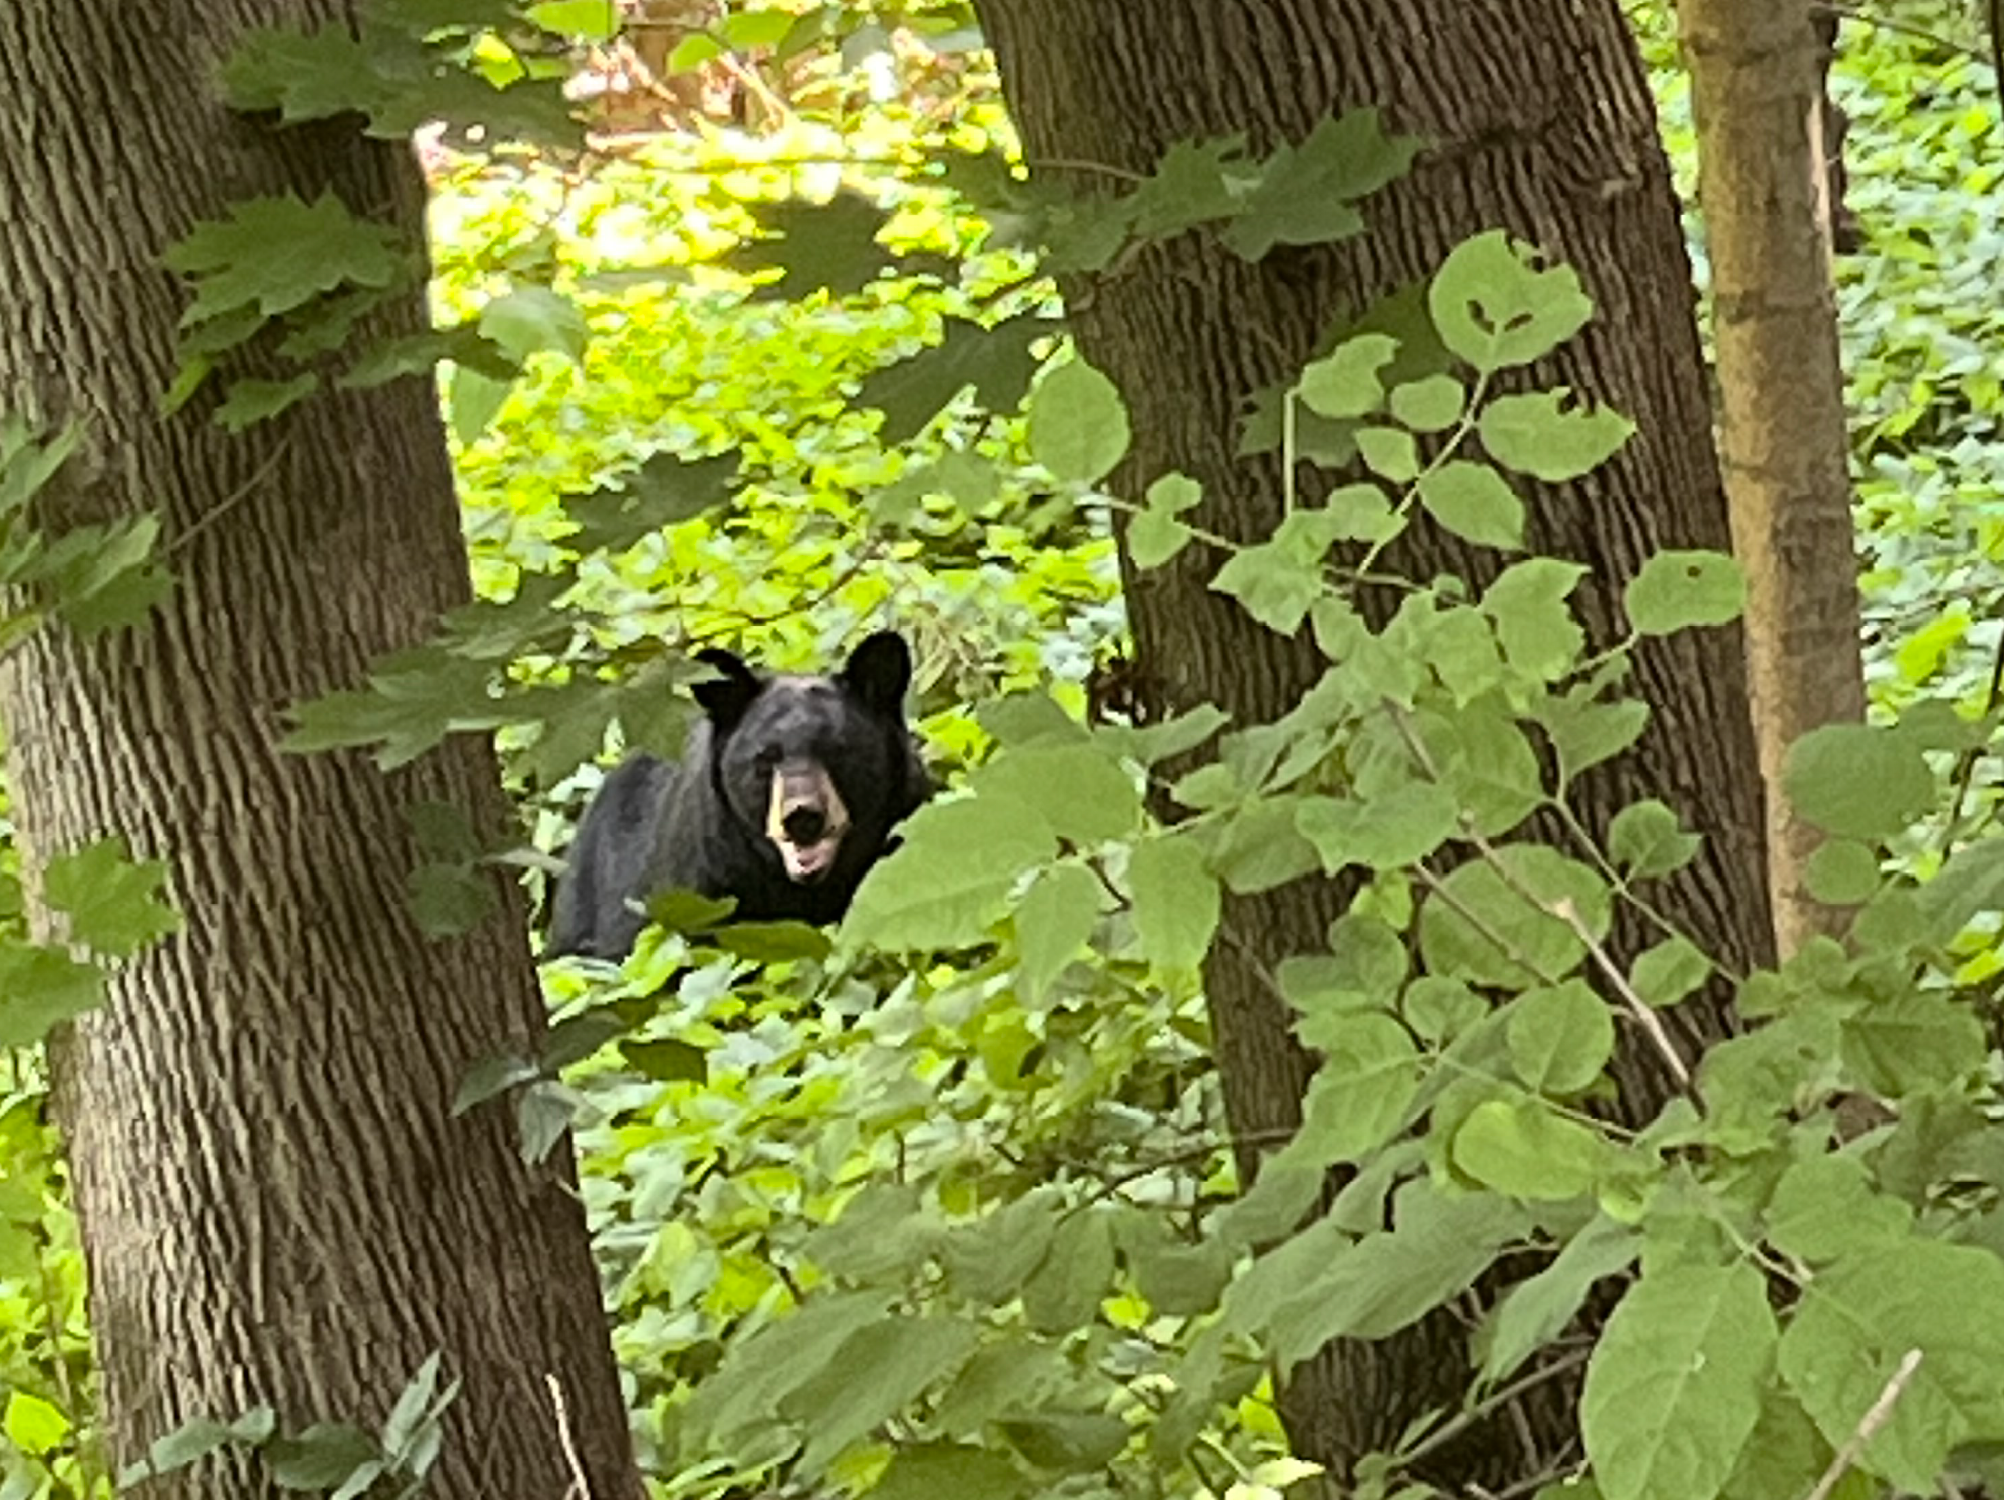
[782,805,828,844]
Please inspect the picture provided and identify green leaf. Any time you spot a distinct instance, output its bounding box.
[1024,1210,1116,1333]
[1478,390,1634,481]
[119,1410,274,1486]
[970,743,1141,844]
[1840,992,1985,1096]
[1208,506,1359,636]
[685,1290,896,1449]
[1126,833,1220,973]
[1292,1014,1420,1162]
[980,693,1092,750]
[1778,1242,2004,1491]
[1423,699,1546,837]
[1534,691,1650,784]
[1630,936,1711,1009]
[1482,558,1587,681]
[845,798,1058,951]
[1428,230,1595,372]
[448,366,512,444]
[1129,473,1202,568]
[1297,333,1397,419]
[167,194,407,327]
[1241,1186,1524,1366]
[805,1187,934,1282]
[720,9,795,47]
[1112,702,1230,767]
[380,1351,447,1460]
[1403,975,1488,1044]
[266,1422,380,1491]
[215,375,319,431]
[33,514,175,636]
[526,0,623,38]
[1220,110,1419,261]
[997,1413,1130,1473]
[666,32,723,70]
[1013,863,1102,1005]
[1582,1264,1775,1500]
[566,450,738,552]
[1784,723,1936,843]
[1506,980,1613,1094]
[1295,781,1460,873]
[1624,551,1747,636]
[1915,838,2004,940]
[1356,425,1420,481]
[722,191,894,301]
[620,1037,706,1085]
[1608,800,1702,880]
[871,1444,1029,1500]
[714,919,833,964]
[860,314,1046,445]
[1720,1392,1845,1500]
[1126,509,1193,569]
[478,284,587,363]
[785,1316,982,1475]
[43,836,180,959]
[1419,845,1610,990]
[1210,543,1321,636]
[1417,461,1525,549]
[1481,1217,1639,1386]
[4,1391,69,1456]
[1127,136,1247,238]
[1803,840,1881,905]
[1322,481,1402,543]
[406,862,495,938]
[1390,373,1466,432]
[944,1193,1060,1304]
[1765,1157,1913,1265]
[1452,1097,1608,1199]
[1027,358,1131,485]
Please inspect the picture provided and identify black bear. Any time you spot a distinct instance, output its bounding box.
[547,631,929,960]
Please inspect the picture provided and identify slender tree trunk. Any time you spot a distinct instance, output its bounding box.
[1678,0,1866,954]
[975,0,1775,1483]
[0,6,640,1498]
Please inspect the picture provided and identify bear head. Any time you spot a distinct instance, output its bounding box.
[691,630,927,897]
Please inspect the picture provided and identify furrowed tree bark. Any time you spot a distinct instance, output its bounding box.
[1677,0,1866,955]
[975,0,1775,1484]
[0,5,640,1498]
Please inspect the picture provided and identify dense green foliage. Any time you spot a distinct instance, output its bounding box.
[9,4,2004,1500]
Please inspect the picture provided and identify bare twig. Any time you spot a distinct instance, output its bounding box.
[1814,1,1987,62]
[1395,1348,1592,1473]
[545,1374,593,1500]
[1551,898,1694,1096]
[1938,621,2004,851]
[1802,1349,1922,1500]
[169,437,293,557]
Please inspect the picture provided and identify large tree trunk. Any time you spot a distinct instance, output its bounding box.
[975,0,1776,1483]
[0,6,639,1498]
[1678,0,1866,955]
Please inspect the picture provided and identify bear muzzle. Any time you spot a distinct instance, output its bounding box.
[765,763,851,883]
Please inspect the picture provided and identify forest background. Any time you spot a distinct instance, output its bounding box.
[1,2,2002,1500]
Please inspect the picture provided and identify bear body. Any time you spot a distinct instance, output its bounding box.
[548,631,928,960]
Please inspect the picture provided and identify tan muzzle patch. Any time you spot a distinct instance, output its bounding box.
[765,763,851,882]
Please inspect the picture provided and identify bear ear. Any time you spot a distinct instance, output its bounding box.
[842,631,912,716]
[691,648,763,725]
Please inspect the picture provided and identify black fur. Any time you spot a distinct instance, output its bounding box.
[547,631,929,960]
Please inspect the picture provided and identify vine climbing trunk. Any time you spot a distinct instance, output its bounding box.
[975,0,1776,1485]
[0,5,639,1499]
[1676,0,1867,955]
